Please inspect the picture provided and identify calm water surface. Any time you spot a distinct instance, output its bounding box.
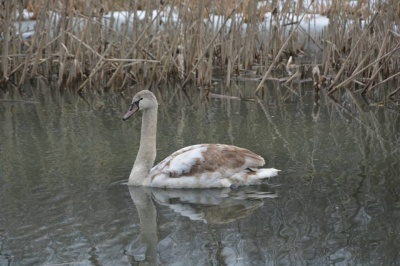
[0,81,399,265]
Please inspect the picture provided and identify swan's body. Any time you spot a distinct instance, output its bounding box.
[123,90,279,188]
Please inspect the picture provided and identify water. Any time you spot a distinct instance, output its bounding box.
[0,81,399,265]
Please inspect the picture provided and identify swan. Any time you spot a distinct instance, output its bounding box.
[122,90,279,188]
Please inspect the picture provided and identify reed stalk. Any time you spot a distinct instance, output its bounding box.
[181,4,238,89]
[327,11,380,95]
[255,0,314,95]
[332,45,400,92]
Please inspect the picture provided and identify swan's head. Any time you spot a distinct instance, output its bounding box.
[122,90,158,121]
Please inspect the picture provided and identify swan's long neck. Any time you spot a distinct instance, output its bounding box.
[128,106,157,186]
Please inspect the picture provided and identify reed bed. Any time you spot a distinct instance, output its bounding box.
[0,0,399,104]
[319,0,400,106]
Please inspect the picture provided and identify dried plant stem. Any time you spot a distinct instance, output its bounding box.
[362,34,398,95]
[105,58,159,63]
[181,4,239,89]
[30,32,48,78]
[106,0,170,88]
[255,0,314,95]
[225,22,235,88]
[332,44,400,92]
[368,71,400,93]
[7,62,25,78]
[77,42,115,92]
[388,87,400,100]
[298,26,323,51]
[66,32,102,57]
[1,1,11,82]
[328,11,380,95]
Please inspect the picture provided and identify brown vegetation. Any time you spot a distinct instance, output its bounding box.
[25,0,109,19]
[0,0,399,105]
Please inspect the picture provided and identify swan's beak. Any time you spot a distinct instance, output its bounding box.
[122,102,139,121]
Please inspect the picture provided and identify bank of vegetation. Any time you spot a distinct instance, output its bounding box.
[0,0,399,105]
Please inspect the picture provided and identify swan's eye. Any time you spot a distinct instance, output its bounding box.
[129,101,137,110]
[129,98,143,111]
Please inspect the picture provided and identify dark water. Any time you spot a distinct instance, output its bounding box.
[0,81,399,265]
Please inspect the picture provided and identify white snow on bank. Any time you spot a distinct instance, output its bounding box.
[9,9,331,41]
[7,0,386,42]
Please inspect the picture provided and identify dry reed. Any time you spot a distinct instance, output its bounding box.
[322,0,400,105]
[0,0,399,104]
[0,0,320,89]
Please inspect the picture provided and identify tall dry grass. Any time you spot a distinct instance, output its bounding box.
[318,0,400,104]
[0,0,319,90]
[0,0,399,104]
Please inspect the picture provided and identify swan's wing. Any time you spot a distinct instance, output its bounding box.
[150,144,207,177]
[148,144,268,187]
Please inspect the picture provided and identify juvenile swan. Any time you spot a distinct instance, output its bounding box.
[122,90,279,188]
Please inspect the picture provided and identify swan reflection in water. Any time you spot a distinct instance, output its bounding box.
[125,185,277,264]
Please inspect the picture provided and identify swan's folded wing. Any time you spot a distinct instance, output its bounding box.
[149,144,207,178]
[148,144,265,181]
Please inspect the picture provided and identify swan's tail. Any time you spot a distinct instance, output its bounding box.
[230,168,280,186]
[256,168,280,178]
